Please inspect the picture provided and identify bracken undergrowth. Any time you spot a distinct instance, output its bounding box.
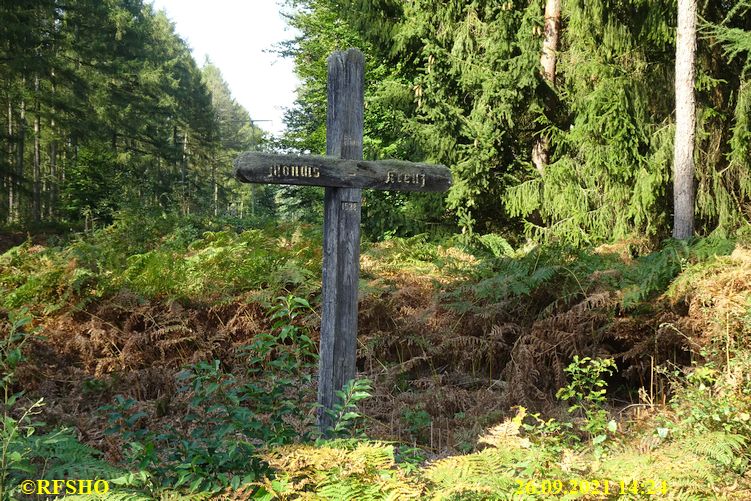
[1,216,750,498]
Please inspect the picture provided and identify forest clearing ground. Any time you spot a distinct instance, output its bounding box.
[2,219,751,498]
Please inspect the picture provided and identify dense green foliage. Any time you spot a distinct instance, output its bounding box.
[276,0,454,239]
[0,211,322,314]
[282,0,751,242]
[3,0,750,242]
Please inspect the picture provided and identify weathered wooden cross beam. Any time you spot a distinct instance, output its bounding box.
[234,48,451,432]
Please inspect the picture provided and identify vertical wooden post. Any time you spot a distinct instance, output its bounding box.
[318,48,364,432]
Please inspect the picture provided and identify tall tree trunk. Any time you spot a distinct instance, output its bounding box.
[181,130,187,187]
[532,0,561,175]
[33,76,41,223]
[673,0,697,239]
[16,96,26,223]
[172,125,178,176]
[7,100,14,224]
[49,75,57,219]
[48,58,57,220]
[49,121,57,220]
[1,108,6,224]
[212,160,218,217]
[182,130,189,215]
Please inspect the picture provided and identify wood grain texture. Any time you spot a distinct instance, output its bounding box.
[234,152,451,192]
[318,48,364,433]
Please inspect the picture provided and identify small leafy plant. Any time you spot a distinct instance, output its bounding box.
[403,407,432,440]
[104,361,275,495]
[321,378,373,438]
[556,356,617,448]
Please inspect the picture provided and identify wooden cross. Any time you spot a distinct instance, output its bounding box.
[234,49,451,432]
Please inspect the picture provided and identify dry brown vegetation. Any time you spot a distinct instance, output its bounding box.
[3,228,751,499]
[6,236,741,454]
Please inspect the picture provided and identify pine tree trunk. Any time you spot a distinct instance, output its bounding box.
[173,125,178,176]
[49,134,57,220]
[1,117,6,223]
[540,0,561,85]
[251,186,256,218]
[48,60,57,220]
[181,130,187,187]
[16,97,26,223]
[212,161,218,217]
[182,130,189,215]
[7,100,14,224]
[532,0,561,175]
[673,0,697,239]
[33,76,41,223]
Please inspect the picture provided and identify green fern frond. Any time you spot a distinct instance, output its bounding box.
[32,430,126,480]
[425,448,522,495]
[598,440,723,498]
[349,443,395,470]
[688,431,747,468]
[317,478,370,501]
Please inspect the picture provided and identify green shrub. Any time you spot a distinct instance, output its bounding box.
[556,356,617,448]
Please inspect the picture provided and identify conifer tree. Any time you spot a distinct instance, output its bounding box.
[0,0,251,226]
[201,62,266,217]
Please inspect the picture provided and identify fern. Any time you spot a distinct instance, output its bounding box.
[599,440,724,498]
[475,234,514,259]
[34,430,124,480]
[63,491,213,501]
[689,432,747,468]
[1,222,324,313]
[317,478,370,501]
[264,442,425,500]
[616,242,679,308]
[425,447,535,497]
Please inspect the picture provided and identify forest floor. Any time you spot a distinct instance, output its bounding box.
[2,214,751,499]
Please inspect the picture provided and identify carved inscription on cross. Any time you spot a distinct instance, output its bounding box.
[234,49,451,433]
[234,152,450,192]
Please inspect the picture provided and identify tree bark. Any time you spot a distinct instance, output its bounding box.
[49,120,57,220]
[540,0,561,84]
[7,100,14,224]
[532,0,561,175]
[673,0,697,239]
[182,130,189,215]
[182,130,188,187]
[33,76,41,223]
[212,160,218,217]
[16,96,26,223]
